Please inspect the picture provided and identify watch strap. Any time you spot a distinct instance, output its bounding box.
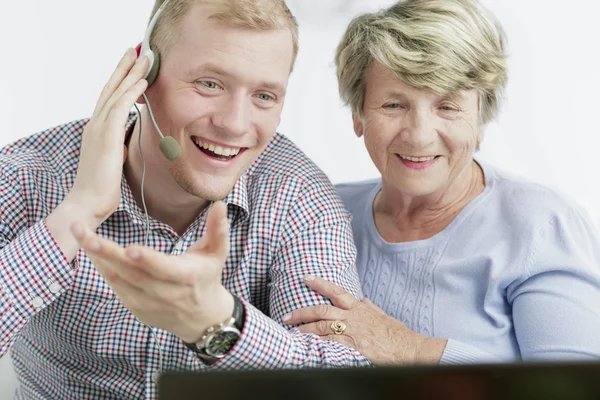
[184,294,245,355]
[231,294,245,331]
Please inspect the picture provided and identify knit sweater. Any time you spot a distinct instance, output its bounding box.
[337,160,600,363]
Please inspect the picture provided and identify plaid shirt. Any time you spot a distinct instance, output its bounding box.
[0,115,369,399]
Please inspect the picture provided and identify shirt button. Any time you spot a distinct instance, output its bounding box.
[172,241,184,254]
[151,370,160,384]
[49,283,61,294]
[32,297,44,309]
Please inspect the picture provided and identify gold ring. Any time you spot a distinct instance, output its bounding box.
[330,320,347,335]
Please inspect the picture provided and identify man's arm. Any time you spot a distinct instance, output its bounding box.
[0,172,80,357]
[205,174,371,369]
[0,48,150,358]
[67,172,370,368]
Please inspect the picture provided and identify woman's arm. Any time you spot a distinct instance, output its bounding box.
[509,206,600,360]
[283,275,501,365]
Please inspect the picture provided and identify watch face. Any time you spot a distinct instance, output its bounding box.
[206,328,240,357]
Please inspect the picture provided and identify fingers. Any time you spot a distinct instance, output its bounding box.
[70,221,188,287]
[105,78,147,130]
[297,320,338,336]
[71,221,126,259]
[282,304,346,325]
[189,201,230,259]
[125,202,230,288]
[302,275,360,310]
[205,201,230,255]
[99,56,149,124]
[92,48,138,119]
[296,323,353,349]
[124,245,194,285]
[70,221,140,284]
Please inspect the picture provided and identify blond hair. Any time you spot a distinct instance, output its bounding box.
[336,0,508,125]
[149,0,299,70]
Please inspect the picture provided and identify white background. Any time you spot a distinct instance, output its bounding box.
[1,0,599,397]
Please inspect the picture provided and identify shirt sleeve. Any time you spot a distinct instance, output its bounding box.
[206,174,370,369]
[508,205,600,360]
[0,173,75,358]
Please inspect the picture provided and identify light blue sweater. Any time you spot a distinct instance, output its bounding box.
[337,160,600,364]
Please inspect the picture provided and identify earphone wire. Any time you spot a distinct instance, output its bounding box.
[134,102,165,377]
[142,93,165,140]
[135,103,151,246]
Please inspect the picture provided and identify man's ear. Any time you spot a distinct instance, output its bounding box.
[352,113,364,138]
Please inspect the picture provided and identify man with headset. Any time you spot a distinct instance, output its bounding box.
[0,0,369,398]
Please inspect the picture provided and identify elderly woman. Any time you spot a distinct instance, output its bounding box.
[284,0,600,364]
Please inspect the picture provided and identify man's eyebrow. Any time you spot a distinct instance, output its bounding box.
[188,63,231,79]
[259,81,286,94]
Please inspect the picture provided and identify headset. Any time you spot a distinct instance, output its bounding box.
[135,0,182,162]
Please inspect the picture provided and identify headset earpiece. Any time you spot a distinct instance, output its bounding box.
[137,0,168,87]
[135,42,161,87]
[134,0,182,162]
[146,44,161,87]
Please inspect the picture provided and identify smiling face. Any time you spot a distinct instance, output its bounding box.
[143,2,294,201]
[355,62,482,199]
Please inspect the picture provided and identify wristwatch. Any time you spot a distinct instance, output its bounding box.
[184,295,245,363]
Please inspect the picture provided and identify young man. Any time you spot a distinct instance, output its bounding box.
[0,0,369,398]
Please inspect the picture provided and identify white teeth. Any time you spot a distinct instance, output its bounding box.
[400,155,436,162]
[193,138,241,157]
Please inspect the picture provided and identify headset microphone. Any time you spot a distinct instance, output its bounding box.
[140,91,182,161]
[136,0,182,161]
[158,136,182,161]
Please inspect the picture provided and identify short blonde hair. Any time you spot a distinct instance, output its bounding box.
[149,0,299,71]
[336,0,508,125]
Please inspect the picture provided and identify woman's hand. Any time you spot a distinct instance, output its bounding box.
[283,275,447,365]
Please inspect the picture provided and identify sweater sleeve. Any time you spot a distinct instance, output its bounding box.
[508,205,600,360]
[440,339,502,364]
